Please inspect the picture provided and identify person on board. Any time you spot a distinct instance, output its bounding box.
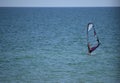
[88,37,101,54]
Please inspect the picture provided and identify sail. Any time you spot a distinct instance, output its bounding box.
[88,23,94,31]
[87,23,100,53]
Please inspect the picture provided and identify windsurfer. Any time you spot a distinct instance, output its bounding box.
[88,37,101,54]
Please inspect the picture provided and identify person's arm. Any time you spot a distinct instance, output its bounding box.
[96,37,101,46]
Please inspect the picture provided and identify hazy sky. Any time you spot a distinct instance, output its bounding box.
[0,0,120,7]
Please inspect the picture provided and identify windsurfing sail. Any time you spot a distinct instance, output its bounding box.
[87,23,100,54]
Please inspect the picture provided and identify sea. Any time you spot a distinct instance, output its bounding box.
[0,7,120,83]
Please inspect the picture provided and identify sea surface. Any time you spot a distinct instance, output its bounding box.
[0,7,120,83]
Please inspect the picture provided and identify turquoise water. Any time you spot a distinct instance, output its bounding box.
[0,7,120,83]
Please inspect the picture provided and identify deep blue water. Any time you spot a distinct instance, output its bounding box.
[0,7,120,83]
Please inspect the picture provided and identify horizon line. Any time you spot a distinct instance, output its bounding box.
[0,6,120,7]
